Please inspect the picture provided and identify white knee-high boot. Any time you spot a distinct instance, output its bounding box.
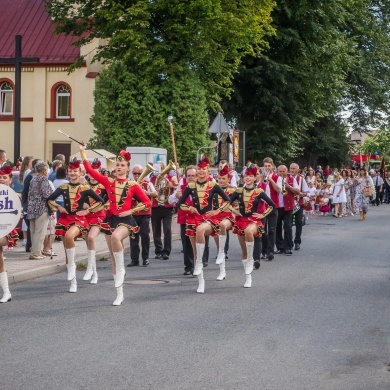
[245,241,254,275]
[83,250,95,281]
[113,286,124,306]
[66,247,76,281]
[197,270,205,293]
[0,272,11,303]
[69,278,77,293]
[113,251,125,288]
[216,258,226,281]
[242,259,252,288]
[216,235,227,264]
[90,261,98,284]
[193,243,205,276]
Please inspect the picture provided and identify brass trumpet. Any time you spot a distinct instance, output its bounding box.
[137,163,156,184]
[156,160,176,205]
[282,178,288,195]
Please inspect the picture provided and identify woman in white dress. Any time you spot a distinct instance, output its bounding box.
[332,173,347,218]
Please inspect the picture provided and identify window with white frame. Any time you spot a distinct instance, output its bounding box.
[56,84,70,118]
[0,82,13,115]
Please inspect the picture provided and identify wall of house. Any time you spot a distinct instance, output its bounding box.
[0,65,96,163]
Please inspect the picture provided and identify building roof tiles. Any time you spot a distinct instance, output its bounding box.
[0,0,81,64]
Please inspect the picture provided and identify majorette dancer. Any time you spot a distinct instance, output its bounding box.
[47,158,104,294]
[0,166,19,302]
[213,164,236,281]
[178,156,231,294]
[79,144,151,306]
[229,164,275,288]
[83,159,108,284]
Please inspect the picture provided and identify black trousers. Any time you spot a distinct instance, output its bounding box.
[264,208,278,254]
[129,215,151,262]
[253,218,265,261]
[180,224,194,271]
[276,207,293,251]
[151,207,174,256]
[375,186,383,205]
[293,205,304,245]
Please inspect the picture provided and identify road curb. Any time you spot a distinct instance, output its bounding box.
[8,235,181,285]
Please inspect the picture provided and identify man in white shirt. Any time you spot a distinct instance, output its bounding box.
[275,165,300,256]
[289,163,310,250]
[373,170,384,206]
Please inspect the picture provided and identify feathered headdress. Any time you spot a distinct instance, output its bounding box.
[0,166,12,175]
[197,155,209,168]
[68,158,81,170]
[245,164,258,176]
[117,150,131,162]
[91,158,101,169]
[218,164,229,177]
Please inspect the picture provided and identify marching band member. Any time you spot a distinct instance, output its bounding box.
[0,166,18,302]
[289,163,310,250]
[213,164,236,281]
[178,156,231,293]
[275,165,300,255]
[128,164,157,267]
[79,144,151,306]
[168,165,197,275]
[262,157,282,260]
[253,169,268,269]
[229,164,275,288]
[47,158,104,293]
[218,159,237,188]
[83,159,107,284]
[150,162,178,261]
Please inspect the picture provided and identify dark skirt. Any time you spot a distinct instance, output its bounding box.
[100,214,139,238]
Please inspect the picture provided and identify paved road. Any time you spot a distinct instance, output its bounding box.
[2,208,390,389]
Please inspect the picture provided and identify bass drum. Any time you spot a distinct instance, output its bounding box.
[0,184,22,238]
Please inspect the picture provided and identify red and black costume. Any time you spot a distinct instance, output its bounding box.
[230,166,275,237]
[129,177,153,265]
[212,165,236,232]
[178,168,231,236]
[86,182,107,228]
[81,151,151,238]
[85,160,107,229]
[47,176,104,238]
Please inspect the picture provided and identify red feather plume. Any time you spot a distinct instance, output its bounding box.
[91,159,101,169]
[219,165,229,177]
[118,151,131,162]
[0,166,12,175]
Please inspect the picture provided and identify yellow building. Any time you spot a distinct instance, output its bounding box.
[0,0,102,163]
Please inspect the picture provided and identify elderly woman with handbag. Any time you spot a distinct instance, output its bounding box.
[354,167,375,220]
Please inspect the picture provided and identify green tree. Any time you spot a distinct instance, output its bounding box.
[344,0,390,131]
[222,0,352,163]
[360,127,390,158]
[47,0,275,110]
[222,0,390,164]
[89,62,210,166]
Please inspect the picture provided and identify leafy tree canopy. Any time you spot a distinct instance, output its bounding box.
[47,0,275,110]
[89,62,210,166]
[222,0,390,165]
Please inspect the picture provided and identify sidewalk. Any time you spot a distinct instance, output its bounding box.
[5,218,181,285]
